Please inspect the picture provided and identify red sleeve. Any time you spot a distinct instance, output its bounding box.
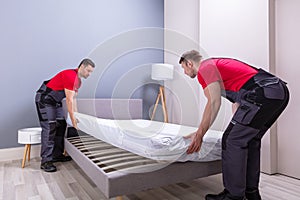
[197,63,221,89]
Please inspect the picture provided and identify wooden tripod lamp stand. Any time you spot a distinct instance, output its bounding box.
[151,63,174,123]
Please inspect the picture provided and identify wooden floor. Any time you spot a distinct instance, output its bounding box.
[1,158,300,200]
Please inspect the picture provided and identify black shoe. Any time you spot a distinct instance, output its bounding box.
[40,161,57,172]
[52,155,72,163]
[205,189,246,200]
[245,189,262,200]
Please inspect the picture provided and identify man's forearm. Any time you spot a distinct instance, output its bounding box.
[73,98,78,112]
[198,82,222,137]
[197,100,220,137]
[66,98,76,127]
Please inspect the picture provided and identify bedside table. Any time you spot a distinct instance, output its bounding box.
[18,127,42,168]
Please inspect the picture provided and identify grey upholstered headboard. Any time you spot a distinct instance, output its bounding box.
[63,98,143,119]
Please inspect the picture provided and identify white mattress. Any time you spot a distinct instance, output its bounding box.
[72,112,222,162]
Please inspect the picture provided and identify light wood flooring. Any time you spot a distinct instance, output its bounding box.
[0,158,300,200]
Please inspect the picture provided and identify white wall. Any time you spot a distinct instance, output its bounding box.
[164,0,228,131]
[200,0,269,67]
[164,0,202,127]
[275,0,300,179]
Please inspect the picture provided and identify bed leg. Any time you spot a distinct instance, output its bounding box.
[116,196,123,200]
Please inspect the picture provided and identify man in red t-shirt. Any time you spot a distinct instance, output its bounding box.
[35,58,95,172]
[179,50,289,200]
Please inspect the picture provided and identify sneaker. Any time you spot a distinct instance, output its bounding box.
[52,155,72,163]
[40,161,57,172]
[245,189,262,200]
[205,189,246,200]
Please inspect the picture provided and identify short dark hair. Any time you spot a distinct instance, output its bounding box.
[78,58,95,68]
[179,50,202,64]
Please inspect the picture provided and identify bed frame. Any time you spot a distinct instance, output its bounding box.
[64,99,222,199]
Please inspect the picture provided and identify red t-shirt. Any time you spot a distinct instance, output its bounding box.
[46,69,81,92]
[197,58,258,92]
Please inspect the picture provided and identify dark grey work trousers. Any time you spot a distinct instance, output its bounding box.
[222,70,289,197]
[35,84,66,164]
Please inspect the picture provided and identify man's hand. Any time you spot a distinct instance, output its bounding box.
[184,132,203,154]
[72,118,79,130]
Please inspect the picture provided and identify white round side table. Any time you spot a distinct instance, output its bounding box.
[18,127,42,168]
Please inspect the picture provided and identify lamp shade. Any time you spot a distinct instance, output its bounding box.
[151,63,174,80]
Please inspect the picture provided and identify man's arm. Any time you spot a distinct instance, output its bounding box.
[73,93,78,112]
[186,81,222,154]
[65,88,78,129]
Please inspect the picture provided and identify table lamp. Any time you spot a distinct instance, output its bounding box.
[151,63,174,122]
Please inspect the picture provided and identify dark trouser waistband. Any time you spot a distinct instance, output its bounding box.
[242,68,287,91]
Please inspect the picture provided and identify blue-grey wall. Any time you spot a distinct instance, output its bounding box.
[0,0,164,149]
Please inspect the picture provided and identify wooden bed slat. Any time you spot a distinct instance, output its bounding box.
[85,148,129,158]
[90,152,134,162]
[100,158,158,171]
[94,155,144,165]
[76,143,112,150]
[68,135,94,141]
[72,140,105,146]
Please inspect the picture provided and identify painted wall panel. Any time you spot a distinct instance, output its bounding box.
[276,0,300,179]
[0,0,164,149]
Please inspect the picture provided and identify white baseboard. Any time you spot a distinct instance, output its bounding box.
[0,145,41,162]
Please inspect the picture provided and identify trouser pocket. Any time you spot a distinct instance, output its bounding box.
[254,70,286,100]
[36,102,48,121]
[262,81,285,100]
[233,100,260,125]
